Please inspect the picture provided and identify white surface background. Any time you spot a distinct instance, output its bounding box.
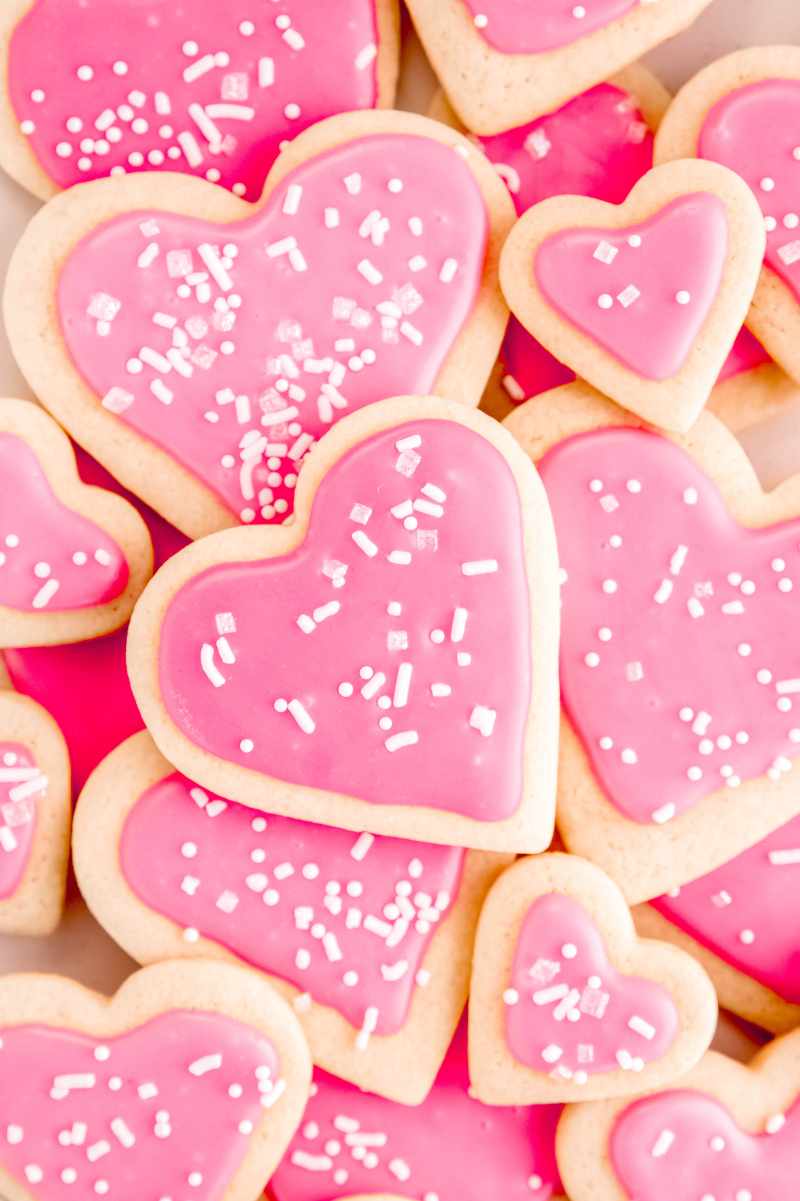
[1,0,799,1076]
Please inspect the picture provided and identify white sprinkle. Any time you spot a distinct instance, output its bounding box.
[287,700,316,735]
[393,662,413,708]
[385,731,419,752]
[768,848,800,865]
[628,1015,657,1040]
[651,1129,675,1158]
[352,530,378,558]
[461,558,499,576]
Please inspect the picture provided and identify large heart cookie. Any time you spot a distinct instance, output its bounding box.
[0,0,399,200]
[5,111,513,539]
[0,400,152,647]
[74,731,508,1103]
[128,399,559,852]
[406,0,711,135]
[468,854,716,1103]
[501,160,765,432]
[505,381,800,902]
[271,1021,564,1201]
[558,1031,800,1201]
[0,960,310,1201]
[656,46,800,389]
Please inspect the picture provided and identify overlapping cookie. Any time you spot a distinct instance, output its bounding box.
[0,690,70,936]
[5,111,514,538]
[558,1028,800,1201]
[73,731,510,1103]
[0,959,310,1201]
[468,854,716,1103]
[0,399,152,647]
[506,381,800,901]
[406,0,712,136]
[500,161,765,431]
[127,397,560,852]
[0,0,400,200]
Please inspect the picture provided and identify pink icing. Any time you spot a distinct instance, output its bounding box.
[610,1088,800,1200]
[534,194,729,380]
[505,893,678,1081]
[718,326,770,383]
[121,771,464,1035]
[0,434,128,613]
[57,135,488,525]
[699,79,800,303]
[158,420,531,822]
[2,447,187,795]
[0,742,41,900]
[8,0,381,200]
[652,813,800,1004]
[0,1011,282,1200]
[271,1021,563,1201]
[539,427,800,825]
[462,0,638,54]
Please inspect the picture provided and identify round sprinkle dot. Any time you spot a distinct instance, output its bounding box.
[626,479,642,494]
[31,89,45,103]
[238,1119,254,1135]
[503,988,519,1005]
[597,293,613,310]
[739,929,755,945]
[33,561,50,578]
[274,699,288,713]
[599,736,614,750]
[561,943,577,959]
[628,234,642,247]
[779,578,794,593]
[572,4,586,15]
[94,1045,110,1061]
[584,652,600,668]
[675,290,691,305]
[112,61,128,76]
[338,682,354,698]
[761,177,776,192]
[598,627,612,642]
[181,842,197,859]
[240,738,254,753]
[710,1135,726,1151]
[239,19,255,35]
[602,579,618,594]
[473,13,488,28]
[285,103,301,120]
[182,40,199,55]
[430,629,445,644]
[738,643,752,657]
[757,669,773,684]
[20,120,35,135]
[785,213,800,229]
[764,216,778,232]
[687,766,703,781]
[76,65,94,81]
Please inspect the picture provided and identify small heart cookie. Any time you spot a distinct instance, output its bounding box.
[656,46,800,390]
[0,399,152,647]
[270,1021,564,1201]
[0,690,70,937]
[505,380,800,901]
[0,959,311,1201]
[558,1029,800,1201]
[500,160,765,432]
[127,398,560,853]
[5,111,514,538]
[73,731,510,1104]
[468,853,716,1104]
[0,0,399,200]
[406,0,712,136]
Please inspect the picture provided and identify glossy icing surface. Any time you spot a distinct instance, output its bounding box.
[9,0,381,199]
[540,427,800,825]
[158,420,531,821]
[58,135,488,524]
[0,742,41,900]
[461,0,638,54]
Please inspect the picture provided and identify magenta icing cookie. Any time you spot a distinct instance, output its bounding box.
[73,731,510,1104]
[557,1030,800,1201]
[405,0,711,136]
[656,46,800,389]
[467,854,716,1104]
[0,691,70,937]
[505,381,800,903]
[0,959,310,1201]
[500,159,765,432]
[0,399,152,647]
[270,1020,564,1201]
[126,398,559,853]
[0,0,400,201]
[5,111,514,540]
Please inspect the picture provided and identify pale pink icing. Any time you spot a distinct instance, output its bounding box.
[505,893,678,1080]
[121,771,464,1035]
[158,420,531,822]
[610,1088,800,1200]
[534,194,728,380]
[8,0,381,200]
[2,448,187,795]
[0,1011,282,1200]
[652,813,800,1003]
[699,79,800,303]
[462,0,638,54]
[0,434,128,613]
[57,135,488,525]
[539,427,800,825]
[0,742,40,900]
[270,1021,563,1200]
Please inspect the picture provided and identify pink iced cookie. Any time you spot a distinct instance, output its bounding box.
[270,1021,564,1201]
[1,0,399,200]
[0,962,310,1201]
[462,0,638,54]
[127,402,560,853]
[7,113,513,539]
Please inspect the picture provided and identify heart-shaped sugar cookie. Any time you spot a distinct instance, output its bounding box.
[5,111,514,539]
[128,398,559,853]
[501,160,765,432]
[468,854,716,1103]
[0,0,399,200]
